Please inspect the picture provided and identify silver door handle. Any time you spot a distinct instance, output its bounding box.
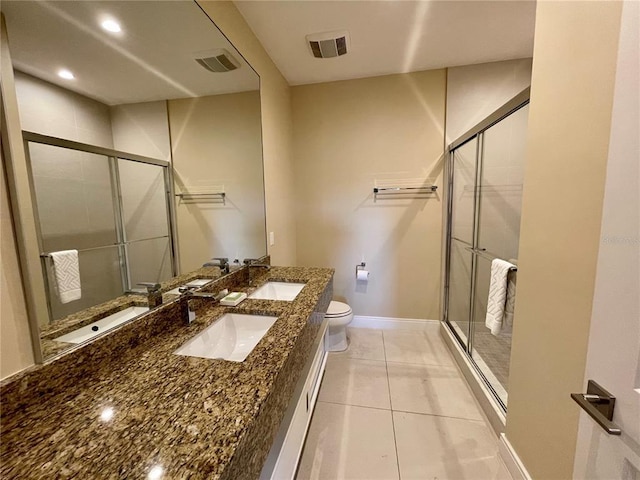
[571,380,621,435]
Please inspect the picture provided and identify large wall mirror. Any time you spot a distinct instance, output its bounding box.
[1,0,266,361]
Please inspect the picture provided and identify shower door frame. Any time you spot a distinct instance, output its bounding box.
[22,131,179,332]
[443,88,530,412]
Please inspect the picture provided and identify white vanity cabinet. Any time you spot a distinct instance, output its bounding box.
[261,322,328,480]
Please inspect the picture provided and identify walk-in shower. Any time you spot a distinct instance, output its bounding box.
[444,89,530,410]
[24,132,177,325]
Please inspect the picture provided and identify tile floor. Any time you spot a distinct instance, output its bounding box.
[296,325,512,480]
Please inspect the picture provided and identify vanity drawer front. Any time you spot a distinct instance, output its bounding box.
[269,323,327,480]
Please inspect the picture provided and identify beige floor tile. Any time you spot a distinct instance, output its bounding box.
[383,329,455,367]
[318,356,390,409]
[333,328,386,361]
[296,402,399,480]
[387,362,483,421]
[393,411,512,480]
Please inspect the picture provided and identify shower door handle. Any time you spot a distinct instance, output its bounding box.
[571,380,621,435]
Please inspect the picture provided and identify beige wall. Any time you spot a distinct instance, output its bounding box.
[292,71,446,319]
[446,58,532,144]
[110,101,171,161]
[198,1,297,266]
[505,2,623,478]
[169,91,265,271]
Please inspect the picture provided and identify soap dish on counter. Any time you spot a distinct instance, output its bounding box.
[220,292,247,307]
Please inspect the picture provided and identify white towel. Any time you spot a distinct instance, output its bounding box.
[502,270,517,334]
[485,259,517,336]
[50,250,81,304]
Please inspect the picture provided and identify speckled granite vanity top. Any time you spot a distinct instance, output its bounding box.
[1,266,333,480]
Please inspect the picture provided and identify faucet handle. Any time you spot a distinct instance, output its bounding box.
[137,282,161,292]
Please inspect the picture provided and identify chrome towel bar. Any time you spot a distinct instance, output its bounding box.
[373,186,437,195]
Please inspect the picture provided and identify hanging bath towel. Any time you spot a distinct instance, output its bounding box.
[501,269,517,334]
[50,250,82,304]
[485,258,517,335]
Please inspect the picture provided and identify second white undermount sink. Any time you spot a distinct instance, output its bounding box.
[54,306,149,344]
[248,282,306,301]
[174,313,279,362]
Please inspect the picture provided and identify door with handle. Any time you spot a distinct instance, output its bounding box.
[572,2,639,477]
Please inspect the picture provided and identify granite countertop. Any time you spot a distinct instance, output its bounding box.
[1,266,334,480]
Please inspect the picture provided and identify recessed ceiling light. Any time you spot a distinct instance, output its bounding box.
[58,69,75,80]
[101,19,121,33]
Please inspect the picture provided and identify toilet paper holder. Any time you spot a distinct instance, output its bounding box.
[355,262,366,276]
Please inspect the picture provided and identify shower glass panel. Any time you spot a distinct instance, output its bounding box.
[117,159,172,287]
[26,136,175,325]
[471,104,528,407]
[444,94,529,412]
[448,137,478,347]
[29,144,124,321]
[476,105,529,259]
[29,144,118,252]
[118,160,169,241]
[126,237,173,288]
[470,255,512,405]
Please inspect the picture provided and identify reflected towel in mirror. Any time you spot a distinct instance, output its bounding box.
[50,250,81,303]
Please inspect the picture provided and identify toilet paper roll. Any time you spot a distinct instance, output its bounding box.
[356,269,369,282]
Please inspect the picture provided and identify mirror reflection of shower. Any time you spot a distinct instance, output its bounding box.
[27,136,175,326]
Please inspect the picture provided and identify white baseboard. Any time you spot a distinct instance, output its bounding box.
[351,315,440,331]
[499,433,532,480]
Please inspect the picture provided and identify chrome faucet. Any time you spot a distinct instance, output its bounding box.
[180,289,227,324]
[137,282,162,308]
[244,258,271,286]
[203,257,229,274]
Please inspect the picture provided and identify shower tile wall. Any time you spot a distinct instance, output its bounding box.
[14,71,114,148]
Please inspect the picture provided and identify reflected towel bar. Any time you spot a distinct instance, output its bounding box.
[175,192,225,198]
[40,237,170,258]
[40,244,120,257]
[175,192,226,204]
[373,186,437,195]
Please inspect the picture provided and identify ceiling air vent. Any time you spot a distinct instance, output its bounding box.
[193,48,240,73]
[306,31,349,58]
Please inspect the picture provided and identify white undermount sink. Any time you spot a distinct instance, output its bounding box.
[248,282,306,301]
[53,306,149,344]
[166,278,213,295]
[174,313,278,362]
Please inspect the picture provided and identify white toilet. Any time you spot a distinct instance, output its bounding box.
[325,301,354,352]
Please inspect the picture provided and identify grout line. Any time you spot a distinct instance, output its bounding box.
[391,408,487,424]
[382,330,402,480]
[317,400,391,413]
[329,353,387,364]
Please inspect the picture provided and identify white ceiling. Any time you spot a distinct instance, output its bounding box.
[235,0,536,85]
[1,1,259,106]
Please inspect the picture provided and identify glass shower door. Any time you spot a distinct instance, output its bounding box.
[471,104,529,407]
[117,159,174,289]
[28,143,124,321]
[445,100,529,411]
[447,137,477,347]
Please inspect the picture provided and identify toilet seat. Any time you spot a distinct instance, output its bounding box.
[326,301,352,318]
